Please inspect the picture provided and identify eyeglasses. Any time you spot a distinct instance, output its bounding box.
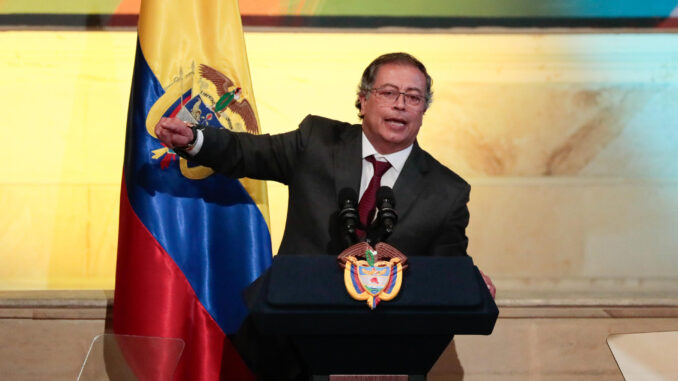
[370,86,426,107]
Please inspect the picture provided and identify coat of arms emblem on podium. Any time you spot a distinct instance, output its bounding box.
[337,242,408,309]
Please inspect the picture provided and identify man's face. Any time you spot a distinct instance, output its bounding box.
[359,63,427,154]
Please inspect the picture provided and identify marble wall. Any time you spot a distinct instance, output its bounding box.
[1,31,677,292]
[248,33,678,293]
[421,83,678,285]
[409,37,678,290]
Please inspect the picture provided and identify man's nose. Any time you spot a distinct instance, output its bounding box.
[393,93,406,109]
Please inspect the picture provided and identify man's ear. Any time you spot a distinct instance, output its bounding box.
[358,94,366,117]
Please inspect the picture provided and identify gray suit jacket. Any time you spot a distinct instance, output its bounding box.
[191,114,470,257]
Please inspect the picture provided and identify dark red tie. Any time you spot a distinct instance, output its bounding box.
[357,155,391,237]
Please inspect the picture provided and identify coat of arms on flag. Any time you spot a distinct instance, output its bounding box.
[113,0,271,379]
[338,242,408,309]
[148,63,259,179]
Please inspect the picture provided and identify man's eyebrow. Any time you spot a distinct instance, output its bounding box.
[377,83,424,94]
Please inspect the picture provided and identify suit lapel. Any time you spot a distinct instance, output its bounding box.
[393,142,430,219]
[332,129,430,219]
[333,125,363,199]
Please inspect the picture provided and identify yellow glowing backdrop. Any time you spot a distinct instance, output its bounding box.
[2,31,678,291]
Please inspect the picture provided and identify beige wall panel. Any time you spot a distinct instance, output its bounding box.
[468,180,678,279]
[430,317,678,380]
[2,31,678,289]
[0,185,87,289]
[419,85,678,178]
[3,305,676,381]
[0,184,119,289]
[1,290,675,379]
[0,319,105,381]
[247,33,678,294]
[1,31,131,184]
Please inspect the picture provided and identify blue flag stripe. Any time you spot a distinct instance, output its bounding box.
[125,41,272,334]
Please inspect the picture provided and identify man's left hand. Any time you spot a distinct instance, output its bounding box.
[479,269,496,299]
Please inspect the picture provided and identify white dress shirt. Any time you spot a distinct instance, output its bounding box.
[359,132,413,200]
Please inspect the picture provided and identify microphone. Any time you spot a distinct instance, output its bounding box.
[373,186,398,242]
[366,186,398,245]
[338,188,359,245]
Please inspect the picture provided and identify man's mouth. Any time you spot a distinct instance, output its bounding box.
[384,118,407,127]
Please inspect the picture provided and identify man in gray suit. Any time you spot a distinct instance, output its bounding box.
[155,52,495,296]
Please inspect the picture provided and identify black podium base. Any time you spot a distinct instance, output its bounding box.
[311,375,425,381]
[241,255,498,379]
[294,334,452,375]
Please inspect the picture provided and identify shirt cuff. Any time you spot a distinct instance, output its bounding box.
[183,129,204,156]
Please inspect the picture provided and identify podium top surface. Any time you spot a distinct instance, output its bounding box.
[244,255,499,335]
[265,255,483,309]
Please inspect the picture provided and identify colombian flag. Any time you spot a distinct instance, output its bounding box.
[113,1,272,379]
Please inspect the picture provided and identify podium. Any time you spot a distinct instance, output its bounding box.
[241,255,498,379]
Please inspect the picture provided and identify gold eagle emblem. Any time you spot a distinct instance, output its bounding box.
[199,64,259,134]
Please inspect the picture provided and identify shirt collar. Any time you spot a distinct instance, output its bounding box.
[361,132,413,173]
